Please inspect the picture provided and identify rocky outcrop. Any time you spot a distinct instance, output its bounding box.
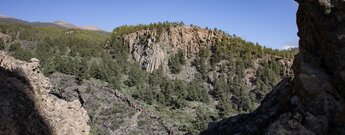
[124,26,223,72]
[49,72,173,135]
[0,51,90,135]
[201,0,345,134]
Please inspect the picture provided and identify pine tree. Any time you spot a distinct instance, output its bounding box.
[0,38,4,50]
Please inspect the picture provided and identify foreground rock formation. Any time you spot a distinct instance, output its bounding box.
[0,51,89,135]
[201,0,345,134]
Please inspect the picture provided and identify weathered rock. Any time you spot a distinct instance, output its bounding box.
[123,26,293,88]
[49,72,172,135]
[0,51,90,135]
[201,0,345,134]
[124,26,224,72]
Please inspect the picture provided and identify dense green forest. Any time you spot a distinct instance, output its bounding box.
[0,19,296,134]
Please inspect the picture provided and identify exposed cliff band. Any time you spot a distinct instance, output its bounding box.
[124,26,223,72]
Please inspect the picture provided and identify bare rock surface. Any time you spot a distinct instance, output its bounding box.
[124,26,223,72]
[0,51,89,135]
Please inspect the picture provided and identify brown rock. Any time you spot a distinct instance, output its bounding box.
[124,26,223,72]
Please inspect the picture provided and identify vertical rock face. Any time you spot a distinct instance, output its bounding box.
[124,30,165,72]
[0,66,50,134]
[0,51,90,135]
[201,0,345,134]
[123,26,223,72]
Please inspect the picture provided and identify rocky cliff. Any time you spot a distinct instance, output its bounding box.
[124,26,224,72]
[201,0,345,134]
[0,51,90,135]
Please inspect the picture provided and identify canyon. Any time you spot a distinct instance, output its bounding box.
[1,0,342,134]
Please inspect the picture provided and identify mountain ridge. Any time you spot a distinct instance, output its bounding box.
[53,20,104,31]
[0,16,105,31]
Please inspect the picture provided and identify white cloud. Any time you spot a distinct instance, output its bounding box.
[281,45,298,50]
[281,40,298,50]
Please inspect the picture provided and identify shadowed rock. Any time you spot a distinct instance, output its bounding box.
[0,67,51,135]
[0,52,90,135]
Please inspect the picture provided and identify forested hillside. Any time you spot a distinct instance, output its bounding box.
[0,18,297,134]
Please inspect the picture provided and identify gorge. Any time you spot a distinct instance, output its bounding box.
[1,0,342,135]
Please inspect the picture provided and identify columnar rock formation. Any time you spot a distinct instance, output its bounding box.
[0,51,90,135]
[202,0,345,134]
[123,26,223,72]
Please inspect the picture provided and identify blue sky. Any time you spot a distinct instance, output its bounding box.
[0,0,298,49]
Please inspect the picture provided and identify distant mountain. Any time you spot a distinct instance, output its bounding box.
[0,17,64,29]
[0,17,30,25]
[0,15,105,31]
[53,20,79,29]
[81,26,103,31]
[53,20,104,31]
[0,15,9,18]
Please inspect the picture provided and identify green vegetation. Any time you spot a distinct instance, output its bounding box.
[112,21,185,37]
[168,49,186,74]
[0,20,296,134]
[0,38,4,50]
[193,47,210,79]
[8,42,34,61]
[191,35,293,118]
